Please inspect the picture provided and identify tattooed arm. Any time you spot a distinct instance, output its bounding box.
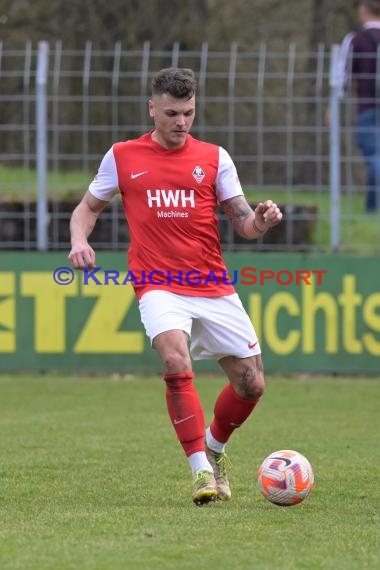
[220,195,283,240]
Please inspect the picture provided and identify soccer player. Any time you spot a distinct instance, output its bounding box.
[69,68,282,506]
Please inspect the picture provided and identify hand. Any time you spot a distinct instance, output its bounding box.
[254,200,283,232]
[68,242,96,270]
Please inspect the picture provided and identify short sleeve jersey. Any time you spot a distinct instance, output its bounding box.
[89,132,244,299]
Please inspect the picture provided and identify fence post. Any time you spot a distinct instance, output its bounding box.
[140,41,150,128]
[82,41,92,173]
[257,43,266,188]
[198,41,208,141]
[228,42,238,156]
[329,44,341,252]
[36,41,49,251]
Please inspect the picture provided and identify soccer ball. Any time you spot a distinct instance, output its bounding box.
[257,449,314,506]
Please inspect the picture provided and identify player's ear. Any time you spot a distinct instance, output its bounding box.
[148,99,155,118]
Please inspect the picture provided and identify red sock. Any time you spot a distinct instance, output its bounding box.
[210,384,260,444]
[164,372,205,457]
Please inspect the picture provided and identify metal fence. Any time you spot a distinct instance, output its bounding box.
[0,41,379,252]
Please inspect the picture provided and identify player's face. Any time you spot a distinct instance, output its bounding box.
[149,93,196,149]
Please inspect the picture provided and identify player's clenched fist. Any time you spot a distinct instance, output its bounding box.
[255,200,283,229]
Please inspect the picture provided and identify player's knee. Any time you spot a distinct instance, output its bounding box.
[162,351,192,374]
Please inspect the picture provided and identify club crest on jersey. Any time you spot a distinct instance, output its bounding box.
[192,165,205,184]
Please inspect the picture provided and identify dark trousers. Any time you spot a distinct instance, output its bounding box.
[356,107,380,212]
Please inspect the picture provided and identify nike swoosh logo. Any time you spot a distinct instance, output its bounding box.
[131,171,148,179]
[272,457,291,467]
[173,414,195,425]
[248,341,258,349]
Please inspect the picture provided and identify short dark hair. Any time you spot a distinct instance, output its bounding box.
[151,68,196,100]
[355,0,380,16]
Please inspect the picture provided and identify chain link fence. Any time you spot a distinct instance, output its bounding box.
[0,41,379,252]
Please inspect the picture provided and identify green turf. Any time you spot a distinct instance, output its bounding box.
[0,374,379,570]
[0,165,91,200]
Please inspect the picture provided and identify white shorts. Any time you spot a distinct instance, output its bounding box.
[139,290,261,360]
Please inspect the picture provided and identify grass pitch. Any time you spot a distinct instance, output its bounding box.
[0,374,379,570]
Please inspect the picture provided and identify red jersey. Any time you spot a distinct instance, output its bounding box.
[89,132,244,299]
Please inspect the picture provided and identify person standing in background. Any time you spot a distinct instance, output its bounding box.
[337,0,380,212]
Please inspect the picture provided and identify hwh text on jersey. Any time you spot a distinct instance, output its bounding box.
[146,189,195,209]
